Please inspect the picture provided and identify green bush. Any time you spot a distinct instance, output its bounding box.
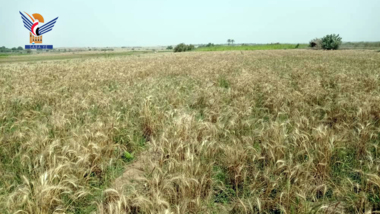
[166,46,173,50]
[187,44,195,51]
[321,34,342,50]
[174,43,195,52]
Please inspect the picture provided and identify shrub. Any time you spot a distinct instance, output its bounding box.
[309,38,322,49]
[295,44,300,48]
[187,44,195,51]
[174,43,195,52]
[321,34,342,50]
[174,43,186,52]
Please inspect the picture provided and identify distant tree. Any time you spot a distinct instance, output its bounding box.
[166,46,173,50]
[0,46,11,52]
[17,46,23,50]
[321,34,342,50]
[187,44,194,51]
[231,39,235,45]
[174,43,195,52]
[227,39,231,45]
[206,43,214,47]
[26,49,32,54]
[11,47,17,52]
[174,43,186,52]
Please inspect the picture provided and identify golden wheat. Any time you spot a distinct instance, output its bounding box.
[1,50,380,213]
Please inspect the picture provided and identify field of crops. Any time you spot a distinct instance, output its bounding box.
[1,50,380,213]
[196,44,307,51]
[0,51,150,64]
[340,42,380,50]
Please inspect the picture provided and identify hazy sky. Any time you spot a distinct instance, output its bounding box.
[1,0,379,47]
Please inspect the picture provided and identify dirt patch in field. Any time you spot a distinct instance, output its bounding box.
[112,148,161,191]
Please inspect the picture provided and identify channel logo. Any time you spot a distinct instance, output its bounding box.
[19,11,58,49]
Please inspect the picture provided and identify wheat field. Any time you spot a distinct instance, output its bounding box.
[1,50,380,213]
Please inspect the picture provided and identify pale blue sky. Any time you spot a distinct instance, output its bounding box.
[1,0,379,47]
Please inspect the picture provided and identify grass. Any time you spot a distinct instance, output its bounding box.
[122,151,134,162]
[340,41,380,50]
[196,43,308,51]
[1,50,380,213]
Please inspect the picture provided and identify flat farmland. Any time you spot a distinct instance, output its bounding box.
[1,50,380,213]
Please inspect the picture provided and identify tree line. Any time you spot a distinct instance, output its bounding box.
[0,46,24,52]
